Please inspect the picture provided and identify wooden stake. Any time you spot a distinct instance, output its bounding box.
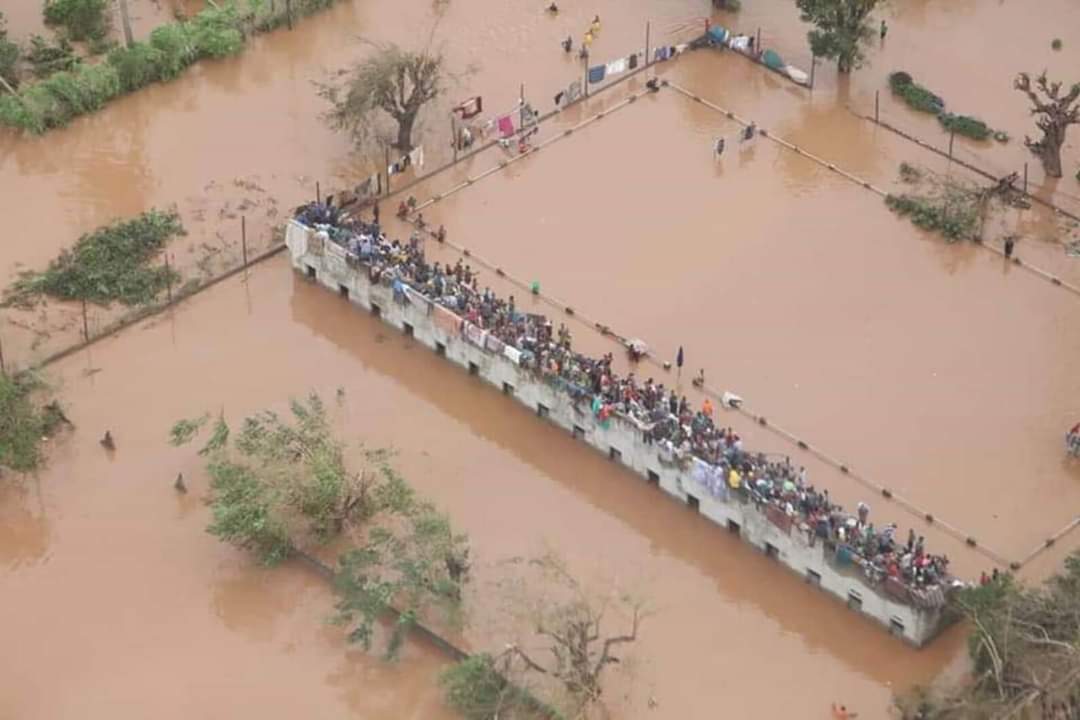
[0,333,6,377]
[1023,162,1029,194]
[164,253,172,303]
[316,181,321,204]
[241,216,248,267]
[286,0,292,29]
[451,114,458,162]
[875,90,880,124]
[948,130,955,163]
[81,298,89,342]
[645,21,651,67]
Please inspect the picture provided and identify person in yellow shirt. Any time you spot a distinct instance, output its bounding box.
[591,15,601,34]
[702,397,714,417]
[728,467,741,489]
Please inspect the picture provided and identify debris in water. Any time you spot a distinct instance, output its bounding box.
[100,431,115,450]
[174,473,187,493]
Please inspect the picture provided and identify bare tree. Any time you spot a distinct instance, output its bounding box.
[320,43,445,152]
[1014,72,1080,179]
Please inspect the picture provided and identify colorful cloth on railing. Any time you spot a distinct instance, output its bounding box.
[464,322,488,348]
[433,304,462,335]
[503,345,522,364]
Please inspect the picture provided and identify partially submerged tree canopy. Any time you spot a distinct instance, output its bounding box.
[795,0,881,74]
[0,373,69,475]
[1015,72,1080,179]
[896,554,1080,719]
[320,42,445,152]
[441,554,646,719]
[171,392,470,657]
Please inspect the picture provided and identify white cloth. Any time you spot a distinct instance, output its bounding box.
[408,145,425,169]
[503,345,522,365]
[605,57,628,75]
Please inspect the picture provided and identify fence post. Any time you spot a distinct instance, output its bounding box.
[0,333,6,377]
[1023,162,1028,194]
[241,215,249,267]
[756,27,761,52]
[451,114,458,162]
[81,298,89,342]
[874,90,879,124]
[519,83,525,129]
[583,51,589,98]
[316,181,321,205]
[286,0,292,29]
[164,253,172,303]
[948,130,955,163]
[645,21,651,67]
[384,146,391,196]
[809,55,815,90]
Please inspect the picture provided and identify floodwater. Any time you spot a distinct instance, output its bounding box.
[2,262,967,719]
[2,0,1079,717]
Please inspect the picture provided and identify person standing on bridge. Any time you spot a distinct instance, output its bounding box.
[676,346,684,375]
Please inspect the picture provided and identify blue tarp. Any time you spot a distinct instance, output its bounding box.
[707,26,729,45]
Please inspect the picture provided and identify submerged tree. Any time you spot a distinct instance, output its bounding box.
[0,12,20,92]
[320,43,445,152]
[795,0,881,74]
[0,373,69,475]
[171,392,470,657]
[895,554,1080,719]
[1014,72,1080,179]
[441,554,646,719]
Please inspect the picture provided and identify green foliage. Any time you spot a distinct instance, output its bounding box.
[440,655,516,720]
[169,414,209,446]
[937,112,991,141]
[108,42,165,92]
[889,71,944,114]
[43,0,110,42]
[4,210,183,307]
[26,35,80,79]
[0,12,19,89]
[795,0,880,73]
[0,373,67,474]
[885,194,979,241]
[1052,38,1063,50]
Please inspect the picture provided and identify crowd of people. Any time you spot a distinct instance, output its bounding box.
[295,201,954,599]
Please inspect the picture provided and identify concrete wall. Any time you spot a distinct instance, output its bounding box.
[286,221,949,647]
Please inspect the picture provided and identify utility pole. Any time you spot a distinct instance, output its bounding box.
[117,0,134,48]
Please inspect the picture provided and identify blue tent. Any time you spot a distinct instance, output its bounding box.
[707,26,730,45]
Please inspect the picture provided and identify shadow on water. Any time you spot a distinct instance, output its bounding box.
[288,273,964,684]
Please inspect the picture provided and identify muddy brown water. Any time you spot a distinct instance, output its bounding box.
[2,0,1079,716]
[3,263,965,719]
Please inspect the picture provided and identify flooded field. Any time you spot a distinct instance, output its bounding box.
[2,263,968,718]
[2,0,1079,717]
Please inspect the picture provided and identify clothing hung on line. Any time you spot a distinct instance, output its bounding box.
[588,64,606,83]
[497,115,515,137]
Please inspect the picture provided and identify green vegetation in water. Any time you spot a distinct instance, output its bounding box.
[172,392,471,659]
[0,0,345,134]
[1052,38,1063,50]
[0,12,19,90]
[937,111,991,141]
[888,71,945,114]
[43,0,110,42]
[4,209,184,308]
[26,35,80,79]
[885,164,984,242]
[889,71,999,142]
[897,554,1080,719]
[0,373,69,474]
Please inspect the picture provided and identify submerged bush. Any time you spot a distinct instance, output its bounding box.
[26,35,80,79]
[43,0,110,42]
[889,71,944,114]
[885,194,979,242]
[938,112,991,141]
[2,0,345,134]
[0,12,19,89]
[0,373,68,474]
[4,209,184,307]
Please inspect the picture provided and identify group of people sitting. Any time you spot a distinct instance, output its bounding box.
[296,201,952,597]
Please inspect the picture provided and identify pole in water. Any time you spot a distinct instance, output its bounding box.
[286,0,292,29]
[948,130,955,162]
[384,146,391,195]
[316,181,321,205]
[0,333,6,376]
[875,90,880,124]
[164,253,172,303]
[81,298,89,342]
[451,114,458,162]
[583,50,589,98]
[241,215,248,267]
[1023,162,1028,194]
[756,27,761,53]
[645,20,651,67]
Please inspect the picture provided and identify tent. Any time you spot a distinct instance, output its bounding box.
[762,49,784,70]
